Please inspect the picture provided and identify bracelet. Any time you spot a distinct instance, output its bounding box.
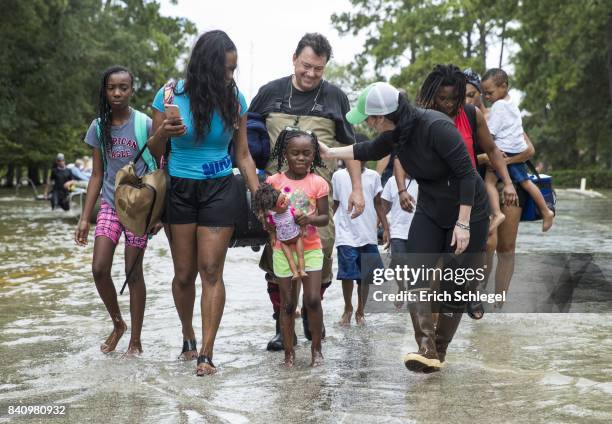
[398,188,407,194]
[455,221,470,231]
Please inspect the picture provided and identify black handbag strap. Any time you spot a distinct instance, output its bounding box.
[132,141,149,167]
[524,160,541,180]
[119,184,157,295]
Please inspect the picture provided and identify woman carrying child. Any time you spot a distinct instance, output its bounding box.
[75,66,156,356]
[412,64,519,237]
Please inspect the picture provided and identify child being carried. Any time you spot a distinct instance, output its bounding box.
[481,68,555,232]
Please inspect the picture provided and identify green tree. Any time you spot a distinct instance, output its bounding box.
[0,0,196,185]
[512,0,611,170]
[331,0,517,97]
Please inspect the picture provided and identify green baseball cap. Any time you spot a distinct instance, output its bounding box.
[346,82,400,125]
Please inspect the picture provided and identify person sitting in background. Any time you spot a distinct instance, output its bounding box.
[82,156,93,178]
[68,159,90,182]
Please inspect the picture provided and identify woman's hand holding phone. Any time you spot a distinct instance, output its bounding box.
[161,104,186,138]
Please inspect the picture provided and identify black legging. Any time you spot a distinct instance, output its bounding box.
[402,212,489,310]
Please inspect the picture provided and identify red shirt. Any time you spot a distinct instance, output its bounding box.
[454,107,477,169]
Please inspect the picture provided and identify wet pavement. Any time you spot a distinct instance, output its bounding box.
[1,189,611,423]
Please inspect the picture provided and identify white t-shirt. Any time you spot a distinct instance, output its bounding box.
[332,168,382,247]
[487,98,527,154]
[381,177,419,240]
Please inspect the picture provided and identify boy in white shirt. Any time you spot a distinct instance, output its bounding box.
[332,162,389,326]
[482,68,554,232]
[381,175,419,309]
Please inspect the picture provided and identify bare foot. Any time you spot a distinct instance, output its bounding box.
[339,309,352,326]
[282,351,295,368]
[488,212,506,237]
[101,321,127,353]
[542,209,555,232]
[122,342,143,358]
[355,312,366,327]
[310,351,324,367]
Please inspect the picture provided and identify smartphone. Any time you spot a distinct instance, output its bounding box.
[164,104,181,120]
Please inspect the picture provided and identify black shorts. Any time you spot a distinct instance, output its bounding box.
[166,174,239,226]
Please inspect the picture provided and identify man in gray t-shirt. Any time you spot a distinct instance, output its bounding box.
[84,109,152,209]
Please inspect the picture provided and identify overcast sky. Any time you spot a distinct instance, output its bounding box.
[159,0,364,101]
[159,0,513,103]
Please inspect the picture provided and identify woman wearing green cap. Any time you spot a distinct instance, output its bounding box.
[320,82,490,373]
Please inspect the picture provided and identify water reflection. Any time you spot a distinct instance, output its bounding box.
[1,190,611,423]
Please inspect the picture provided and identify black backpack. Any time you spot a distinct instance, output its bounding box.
[229,173,269,250]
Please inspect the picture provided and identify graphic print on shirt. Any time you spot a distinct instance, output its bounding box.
[108,136,138,159]
[281,185,317,239]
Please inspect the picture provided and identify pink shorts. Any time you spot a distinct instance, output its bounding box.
[95,201,148,249]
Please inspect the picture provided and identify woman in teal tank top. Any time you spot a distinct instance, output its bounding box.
[149,30,259,376]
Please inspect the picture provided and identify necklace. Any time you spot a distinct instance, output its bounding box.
[288,75,324,112]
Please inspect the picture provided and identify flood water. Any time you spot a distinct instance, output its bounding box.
[1,188,611,423]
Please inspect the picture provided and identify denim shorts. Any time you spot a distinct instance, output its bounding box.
[336,244,384,284]
[496,152,529,183]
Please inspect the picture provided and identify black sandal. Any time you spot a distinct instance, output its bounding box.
[178,339,197,359]
[467,301,484,320]
[196,355,216,376]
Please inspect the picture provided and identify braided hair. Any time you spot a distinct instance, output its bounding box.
[97,65,134,161]
[252,182,280,219]
[270,128,326,173]
[416,64,466,117]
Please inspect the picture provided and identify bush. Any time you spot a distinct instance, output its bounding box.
[548,169,612,189]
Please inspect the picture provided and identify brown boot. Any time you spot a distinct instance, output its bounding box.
[403,301,441,373]
[423,310,463,373]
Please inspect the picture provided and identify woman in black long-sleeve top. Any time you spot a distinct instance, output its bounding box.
[321,82,489,373]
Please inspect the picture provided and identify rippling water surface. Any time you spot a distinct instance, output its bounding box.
[1,188,611,423]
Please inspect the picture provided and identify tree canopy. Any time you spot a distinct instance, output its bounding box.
[0,0,196,175]
[332,0,612,170]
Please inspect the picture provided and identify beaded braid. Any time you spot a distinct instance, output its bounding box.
[416,64,467,117]
[270,129,326,173]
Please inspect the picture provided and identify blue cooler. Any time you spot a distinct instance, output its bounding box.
[520,173,556,221]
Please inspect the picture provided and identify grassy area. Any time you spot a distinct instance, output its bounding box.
[548,170,612,189]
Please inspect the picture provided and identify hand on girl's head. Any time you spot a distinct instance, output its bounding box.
[317,141,330,158]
